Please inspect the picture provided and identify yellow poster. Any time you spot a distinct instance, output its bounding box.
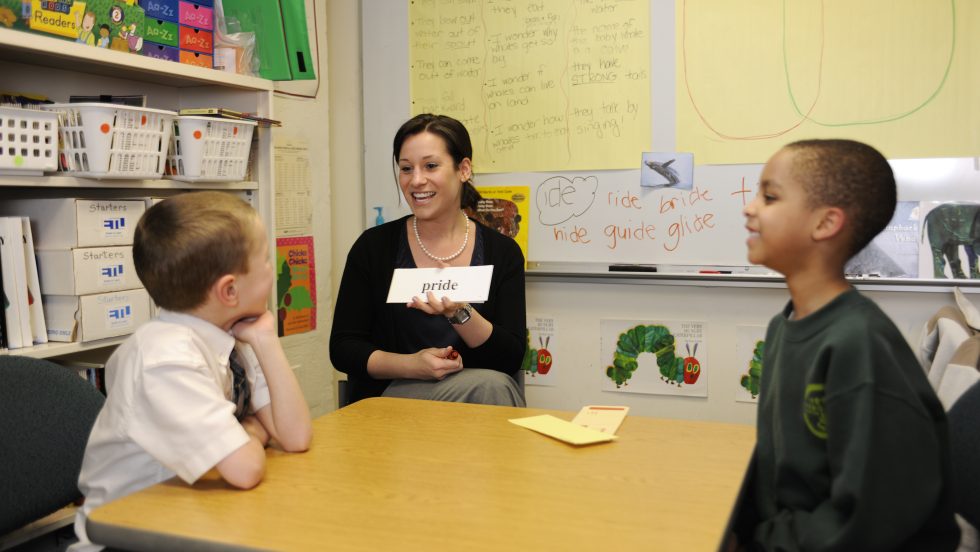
[677,0,980,164]
[470,185,530,267]
[409,0,650,173]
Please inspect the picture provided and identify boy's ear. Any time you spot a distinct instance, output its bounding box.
[812,206,847,242]
[212,274,239,307]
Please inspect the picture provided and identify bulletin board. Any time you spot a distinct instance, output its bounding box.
[361,0,980,268]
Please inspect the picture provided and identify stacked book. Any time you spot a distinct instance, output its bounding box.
[0,217,46,350]
[0,199,152,344]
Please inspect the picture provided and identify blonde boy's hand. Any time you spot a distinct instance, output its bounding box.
[231,310,277,346]
[231,310,312,453]
[241,414,270,447]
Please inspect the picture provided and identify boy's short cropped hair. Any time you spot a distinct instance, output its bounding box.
[134,192,259,312]
[784,139,896,257]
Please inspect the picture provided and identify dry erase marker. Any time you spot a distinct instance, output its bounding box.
[609,264,657,272]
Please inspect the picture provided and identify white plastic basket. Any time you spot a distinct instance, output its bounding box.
[165,116,257,182]
[0,106,59,176]
[43,103,177,179]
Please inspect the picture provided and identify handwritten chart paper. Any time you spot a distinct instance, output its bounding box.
[677,0,980,164]
[409,0,650,173]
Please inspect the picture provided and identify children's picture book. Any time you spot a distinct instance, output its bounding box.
[845,201,920,278]
[0,217,30,349]
[470,185,529,267]
[179,108,283,127]
[521,314,557,386]
[20,218,46,345]
[276,236,317,337]
[918,201,980,280]
[600,319,707,397]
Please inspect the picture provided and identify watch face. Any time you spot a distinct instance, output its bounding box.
[451,304,471,324]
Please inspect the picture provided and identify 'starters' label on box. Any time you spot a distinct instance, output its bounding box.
[96,261,127,287]
[85,246,130,287]
[98,293,136,330]
[77,200,145,245]
[105,303,134,329]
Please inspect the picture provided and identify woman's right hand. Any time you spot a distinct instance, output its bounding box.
[410,346,464,380]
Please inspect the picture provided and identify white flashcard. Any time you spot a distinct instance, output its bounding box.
[571,405,630,435]
[386,265,494,303]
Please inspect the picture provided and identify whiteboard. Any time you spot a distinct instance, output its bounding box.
[475,165,760,265]
[361,0,980,267]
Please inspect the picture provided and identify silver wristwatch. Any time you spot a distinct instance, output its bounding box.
[447,304,473,325]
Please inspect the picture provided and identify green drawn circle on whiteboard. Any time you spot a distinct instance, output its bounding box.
[13,155,24,167]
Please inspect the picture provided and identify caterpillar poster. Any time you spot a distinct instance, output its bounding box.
[600,319,707,397]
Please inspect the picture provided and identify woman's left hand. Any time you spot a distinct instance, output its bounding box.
[408,291,461,318]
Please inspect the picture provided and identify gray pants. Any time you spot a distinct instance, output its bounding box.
[382,368,525,407]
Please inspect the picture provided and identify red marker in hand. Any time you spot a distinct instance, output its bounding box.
[446,349,459,360]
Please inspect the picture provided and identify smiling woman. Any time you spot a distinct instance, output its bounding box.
[329,114,527,406]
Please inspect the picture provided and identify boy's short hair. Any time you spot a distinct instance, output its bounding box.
[785,139,896,257]
[134,192,259,311]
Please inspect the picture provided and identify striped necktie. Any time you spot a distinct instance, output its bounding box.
[229,348,251,421]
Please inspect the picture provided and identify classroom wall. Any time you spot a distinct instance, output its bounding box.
[327,1,961,423]
[326,0,364,409]
[273,0,334,418]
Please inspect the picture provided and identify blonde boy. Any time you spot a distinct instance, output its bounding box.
[73,192,312,550]
[737,140,959,550]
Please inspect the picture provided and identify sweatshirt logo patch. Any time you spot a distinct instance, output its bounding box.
[803,383,828,439]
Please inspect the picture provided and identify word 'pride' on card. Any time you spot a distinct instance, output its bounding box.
[386,265,494,303]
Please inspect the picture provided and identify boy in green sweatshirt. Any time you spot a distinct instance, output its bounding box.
[737,139,959,550]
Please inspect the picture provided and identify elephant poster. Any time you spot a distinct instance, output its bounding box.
[918,201,980,279]
[845,202,920,278]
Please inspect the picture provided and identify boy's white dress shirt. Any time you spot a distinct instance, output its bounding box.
[71,310,271,550]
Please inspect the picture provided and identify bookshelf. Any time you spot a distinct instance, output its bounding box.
[0,28,276,360]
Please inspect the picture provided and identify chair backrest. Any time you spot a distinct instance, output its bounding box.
[948,382,980,529]
[0,356,105,535]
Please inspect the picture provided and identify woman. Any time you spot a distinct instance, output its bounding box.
[330,114,526,406]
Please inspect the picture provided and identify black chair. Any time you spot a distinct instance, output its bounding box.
[949,382,980,530]
[0,355,105,536]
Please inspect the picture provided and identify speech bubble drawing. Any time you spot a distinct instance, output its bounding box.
[535,176,599,226]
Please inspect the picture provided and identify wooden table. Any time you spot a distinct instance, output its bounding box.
[88,397,755,551]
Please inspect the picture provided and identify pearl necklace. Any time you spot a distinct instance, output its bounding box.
[413,211,469,262]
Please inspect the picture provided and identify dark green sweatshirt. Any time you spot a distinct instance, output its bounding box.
[747,289,959,551]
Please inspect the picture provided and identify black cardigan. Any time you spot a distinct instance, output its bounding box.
[329,215,527,403]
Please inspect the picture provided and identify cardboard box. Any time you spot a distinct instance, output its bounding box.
[35,246,140,295]
[178,1,211,30]
[179,49,211,68]
[143,41,179,61]
[139,0,178,23]
[178,25,212,53]
[44,288,151,342]
[144,18,178,46]
[0,199,145,248]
